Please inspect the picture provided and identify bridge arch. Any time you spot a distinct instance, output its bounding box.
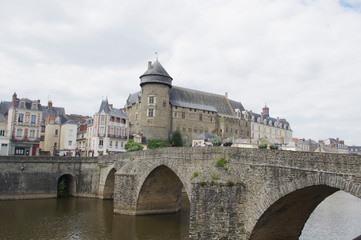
[134,164,190,215]
[102,168,116,199]
[57,174,76,197]
[248,174,361,240]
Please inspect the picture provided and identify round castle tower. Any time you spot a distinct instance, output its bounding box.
[138,60,173,141]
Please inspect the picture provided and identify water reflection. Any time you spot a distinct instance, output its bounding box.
[0,196,190,240]
[300,191,361,240]
[0,191,360,239]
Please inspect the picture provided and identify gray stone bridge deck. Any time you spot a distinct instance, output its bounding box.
[1,147,360,239]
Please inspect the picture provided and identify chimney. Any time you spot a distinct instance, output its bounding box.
[262,104,269,117]
[108,104,113,109]
[225,92,228,99]
[250,110,253,116]
[11,92,17,107]
[148,61,152,70]
[48,101,53,110]
[308,139,312,151]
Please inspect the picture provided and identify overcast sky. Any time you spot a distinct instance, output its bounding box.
[1,0,361,145]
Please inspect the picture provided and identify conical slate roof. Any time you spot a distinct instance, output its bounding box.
[140,60,173,88]
[98,98,110,114]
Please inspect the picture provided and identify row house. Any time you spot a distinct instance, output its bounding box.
[29,98,77,156]
[241,105,293,145]
[85,99,129,157]
[1,93,77,156]
[76,117,92,157]
[316,138,348,154]
[6,93,43,156]
[348,146,361,155]
[0,112,9,155]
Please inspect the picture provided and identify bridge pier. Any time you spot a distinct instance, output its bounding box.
[189,182,244,240]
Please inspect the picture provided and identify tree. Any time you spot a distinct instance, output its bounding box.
[171,130,183,147]
[148,139,170,149]
[124,139,144,152]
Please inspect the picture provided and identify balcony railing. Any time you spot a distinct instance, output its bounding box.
[11,136,40,142]
[107,134,127,139]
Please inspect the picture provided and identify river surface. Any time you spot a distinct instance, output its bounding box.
[0,191,360,240]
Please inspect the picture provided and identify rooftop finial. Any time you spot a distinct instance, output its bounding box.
[155,51,158,60]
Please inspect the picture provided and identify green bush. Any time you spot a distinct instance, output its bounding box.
[147,139,170,149]
[270,145,279,150]
[216,157,228,171]
[258,143,268,149]
[227,180,234,187]
[190,171,201,180]
[57,179,68,197]
[171,130,183,147]
[125,139,144,152]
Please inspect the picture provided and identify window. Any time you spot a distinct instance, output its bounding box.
[199,114,202,121]
[148,96,155,104]
[68,129,74,136]
[32,103,37,110]
[148,109,154,117]
[30,115,36,124]
[18,113,24,123]
[182,112,185,119]
[68,141,72,147]
[54,142,57,147]
[121,142,124,148]
[40,136,44,141]
[16,129,23,137]
[100,127,105,136]
[101,115,105,122]
[0,130,4,136]
[29,130,35,138]
[121,128,125,136]
[163,100,166,107]
[55,129,58,136]
[110,141,113,147]
[99,140,103,146]
[116,128,120,136]
[115,141,118,149]
[20,102,25,108]
[41,126,45,132]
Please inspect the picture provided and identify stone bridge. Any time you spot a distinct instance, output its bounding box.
[1,147,361,239]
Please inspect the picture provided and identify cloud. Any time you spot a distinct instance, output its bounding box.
[1,0,361,145]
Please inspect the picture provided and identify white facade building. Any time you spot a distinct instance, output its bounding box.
[87,99,129,157]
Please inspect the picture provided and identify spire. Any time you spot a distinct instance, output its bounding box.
[98,98,110,113]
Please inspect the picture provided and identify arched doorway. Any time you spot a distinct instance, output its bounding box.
[57,174,76,198]
[136,165,190,215]
[249,185,338,240]
[103,168,116,199]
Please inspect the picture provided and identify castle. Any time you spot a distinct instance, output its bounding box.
[125,60,250,145]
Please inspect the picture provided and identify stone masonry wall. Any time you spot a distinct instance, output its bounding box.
[0,156,100,199]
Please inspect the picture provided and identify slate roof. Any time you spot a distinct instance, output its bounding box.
[194,133,219,141]
[126,92,141,106]
[170,86,244,116]
[0,100,66,124]
[250,112,291,130]
[140,60,172,79]
[0,114,7,123]
[126,86,245,117]
[98,99,128,119]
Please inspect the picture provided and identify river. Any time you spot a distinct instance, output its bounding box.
[0,191,360,239]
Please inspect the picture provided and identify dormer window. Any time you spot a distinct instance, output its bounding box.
[20,102,25,108]
[32,103,37,110]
